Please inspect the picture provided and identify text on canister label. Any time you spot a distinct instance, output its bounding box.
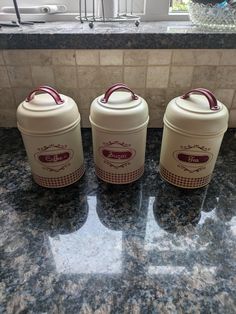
[173,144,213,174]
[35,144,74,172]
[99,141,136,169]
[177,153,209,164]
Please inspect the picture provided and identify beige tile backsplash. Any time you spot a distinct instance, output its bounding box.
[7,66,32,88]
[169,66,193,89]
[30,50,52,66]
[100,66,123,88]
[220,50,236,66]
[0,88,15,110]
[54,66,77,89]
[216,66,236,89]
[192,66,218,90]
[148,50,172,65]
[76,50,99,66]
[172,49,221,66]
[0,66,10,88]
[0,109,17,127]
[233,93,236,109]
[146,66,169,89]
[0,51,4,65]
[31,66,55,87]
[3,50,30,65]
[100,50,123,66]
[229,109,236,127]
[0,49,236,127]
[214,89,235,109]
[124,50,147,65]
[52,50,76,66]
[124,66,146,88]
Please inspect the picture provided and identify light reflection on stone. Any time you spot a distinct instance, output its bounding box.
[49,196,122,274]
[148,266,186,275]
[227,217,236,236]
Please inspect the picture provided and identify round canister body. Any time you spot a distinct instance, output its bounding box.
[17,87,84,188]
[91,126,147,184]
[159,90,229,189]
[21,124,84,188]
[160,125,224,189]
[90,85,149,184]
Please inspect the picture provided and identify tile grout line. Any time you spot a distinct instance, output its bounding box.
[143,50,149,98]
[230,90,236,111]
[2,51,15,106]
[166,49,173,90]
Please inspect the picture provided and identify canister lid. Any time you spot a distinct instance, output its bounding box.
[164,88,229,135]
[90,84,149,131]
[17,86,80,134]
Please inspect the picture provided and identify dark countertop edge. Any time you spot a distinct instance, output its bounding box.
[1,31,236,49]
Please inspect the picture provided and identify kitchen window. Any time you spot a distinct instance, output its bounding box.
[0,0,189,22]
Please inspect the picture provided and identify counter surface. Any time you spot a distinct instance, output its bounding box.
[1,128,236,313]
[0,21,236,49]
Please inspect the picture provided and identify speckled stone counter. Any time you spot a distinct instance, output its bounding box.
[1,128,236,313]
[0,21,236,49]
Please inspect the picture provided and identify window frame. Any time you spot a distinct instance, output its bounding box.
[142,0,189,21]
[0,0,189,22]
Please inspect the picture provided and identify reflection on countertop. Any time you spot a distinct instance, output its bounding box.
[0,128,236,313]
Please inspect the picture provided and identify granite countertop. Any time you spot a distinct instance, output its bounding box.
[1,128,236,313]
[0,21,236,49]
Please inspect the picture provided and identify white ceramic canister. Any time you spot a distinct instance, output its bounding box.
[159,88,229,189]
[17,86,85,188]
[90,83,149,184]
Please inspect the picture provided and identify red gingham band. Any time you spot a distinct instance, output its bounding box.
[32,164,85,188]
[95,165,144,184]
[159,164,211,189]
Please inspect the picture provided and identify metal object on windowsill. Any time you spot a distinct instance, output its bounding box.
[0,0,46,27]
[189,0,236,29]
[2,5,67,14]
[76,0,140,28]
[0,21,20,27]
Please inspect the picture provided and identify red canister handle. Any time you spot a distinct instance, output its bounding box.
[101,83,128,101]
[194,88,218,105]
[181,88,219,111]
[26,86,64,105]
[101,84,138,103]
[105,83,128,92]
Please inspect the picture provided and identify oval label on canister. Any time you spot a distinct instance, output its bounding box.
[99,141,136,168]
[38,151,70,163]
[177,153,209,164]
[173,150,213,167]
[35,145,74,171]
[101,148,134,161]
